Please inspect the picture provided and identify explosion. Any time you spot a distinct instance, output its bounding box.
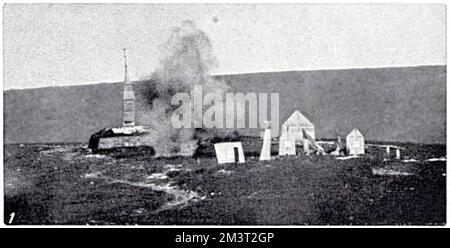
[140,20,229,157]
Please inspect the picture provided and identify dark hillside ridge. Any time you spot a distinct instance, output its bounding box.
[4,65,446,144]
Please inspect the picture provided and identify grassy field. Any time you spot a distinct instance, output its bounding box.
[3,139,446,225]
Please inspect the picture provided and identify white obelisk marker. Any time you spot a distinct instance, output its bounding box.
[260,121,271,161]
[395,148,401,160]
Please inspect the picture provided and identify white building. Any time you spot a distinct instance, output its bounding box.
[278,133,296,156]
[281,110,315,143]
[346,128,365,155]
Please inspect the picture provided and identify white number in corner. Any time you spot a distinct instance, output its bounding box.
[8,212,15,224]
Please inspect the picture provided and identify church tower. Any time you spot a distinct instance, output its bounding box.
[122,49,135,127]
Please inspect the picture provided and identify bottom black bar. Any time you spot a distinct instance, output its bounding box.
[0,227,448,247]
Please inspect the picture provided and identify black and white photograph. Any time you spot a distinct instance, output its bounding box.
[1,2,447,227]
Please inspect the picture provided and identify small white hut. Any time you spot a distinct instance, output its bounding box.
[278,133,296,156]
[281,110,315,143]
[214,142,245,164]
[346,128,365,155]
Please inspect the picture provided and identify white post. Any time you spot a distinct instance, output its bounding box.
[303,139,311,155]
[260,121,271,161]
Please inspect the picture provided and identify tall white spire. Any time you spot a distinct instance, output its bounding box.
[122,48,135,127]
[123,48,130,84]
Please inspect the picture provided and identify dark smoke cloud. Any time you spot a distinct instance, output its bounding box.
[141,20,229,157]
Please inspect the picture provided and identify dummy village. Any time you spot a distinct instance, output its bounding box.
[3,21,446,225]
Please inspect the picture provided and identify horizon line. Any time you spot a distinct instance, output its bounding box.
[4,64,446,91]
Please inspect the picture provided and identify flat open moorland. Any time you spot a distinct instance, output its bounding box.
[3,139,446,225]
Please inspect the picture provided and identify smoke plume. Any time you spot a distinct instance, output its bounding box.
[141,20,229,157]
